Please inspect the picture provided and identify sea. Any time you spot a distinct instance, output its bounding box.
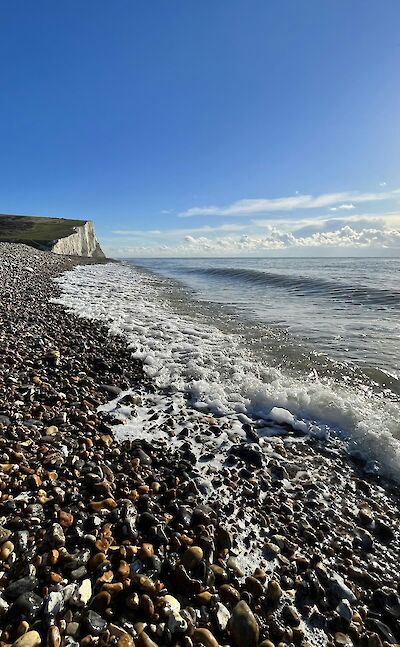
[56,256,400,481]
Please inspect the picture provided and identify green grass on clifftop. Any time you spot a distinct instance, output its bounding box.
[0,214,86,244]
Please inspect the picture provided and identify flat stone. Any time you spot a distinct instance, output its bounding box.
[66,622,80,637]
[5,576,38,600]
[12,631,41,647]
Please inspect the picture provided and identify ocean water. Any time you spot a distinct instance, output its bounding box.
[134,257,400,386]
[55,257,400,481]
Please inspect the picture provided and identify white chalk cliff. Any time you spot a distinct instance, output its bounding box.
[50,221,105,258]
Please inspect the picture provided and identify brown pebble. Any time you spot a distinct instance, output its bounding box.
[97,569,114,584]
[137,631,158,647]
[47,626,61,647]
[253,567,267,583]
[139,543,154,559]
[117,560,130,580]
[197,591,213,605]
[88,552,107,571]
[219,584,241,606]
[89,498,117,512]
[30,474,42,488]
[193,628,219,647]
[90,590,112,612]
[245,575,264,598]
[267,580,282,604]
[231,600,259,647]
[181,545,203,570]
[95,538,111,553]
[118,637,135,647]
[49,572,63,584]
[59,510,74,528]
[48,549,59,565]
[1,540,14,560]
[102,582,124,596]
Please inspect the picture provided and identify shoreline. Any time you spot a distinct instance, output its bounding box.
[0,242,399,647]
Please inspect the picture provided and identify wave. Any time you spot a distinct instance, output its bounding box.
[54,262,400,482]
[186,266,400,309]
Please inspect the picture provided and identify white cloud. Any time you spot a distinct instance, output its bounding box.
[179,188,399,217]
[105,225,400,257]
[111,223,247,237]
[329,203,355,211]
[175,226,400,253]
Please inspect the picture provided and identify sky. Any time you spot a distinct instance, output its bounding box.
[0,1,399,257]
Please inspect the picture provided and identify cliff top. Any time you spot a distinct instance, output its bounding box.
[0,214,87,243]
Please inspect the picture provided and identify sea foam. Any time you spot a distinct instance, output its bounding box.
[55,262,400,481]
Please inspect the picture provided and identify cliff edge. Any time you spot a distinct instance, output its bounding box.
[0,214,105,258]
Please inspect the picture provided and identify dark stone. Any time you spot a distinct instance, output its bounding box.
[5,577,38,600]
[83,610,108,636]
[9,591,43,623]
[230,444,263,468]
[100,384,122,397]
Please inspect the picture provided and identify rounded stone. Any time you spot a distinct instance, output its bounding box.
[267,580,282,604]
[181,546,203,571]
[230,600,259,647]
[192,628,219,647]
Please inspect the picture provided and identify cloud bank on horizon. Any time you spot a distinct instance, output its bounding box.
[103,187,400,257]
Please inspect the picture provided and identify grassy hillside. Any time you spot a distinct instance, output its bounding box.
[0,214,86,244]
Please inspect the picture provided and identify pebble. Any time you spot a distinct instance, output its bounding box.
[192,628,219,647]
[9,592,43,623]
[0,243,399,647]
[73,579,92,606]
[329,573,357,604]
[12,631,41,647]
[230,600,259,647]
[181,545,203,570]
[48,523,66,547]
[84,610,108,635]
[266,579,282,604]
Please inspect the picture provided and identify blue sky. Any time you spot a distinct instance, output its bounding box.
[0,1,399,256]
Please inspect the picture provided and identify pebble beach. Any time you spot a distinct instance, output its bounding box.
[0,242,400,647]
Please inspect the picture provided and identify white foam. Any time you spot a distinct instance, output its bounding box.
[54,262,400,481]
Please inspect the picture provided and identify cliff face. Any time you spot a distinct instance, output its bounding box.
[50,221,105,258]
[0,214,105,258]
